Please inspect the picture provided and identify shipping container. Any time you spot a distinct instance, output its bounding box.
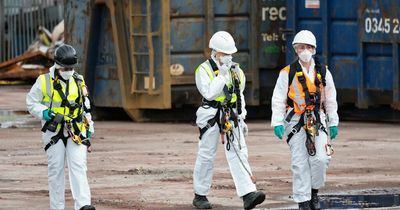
[65,0,286,120]
[64,0,399,121]
[286,0,400,109]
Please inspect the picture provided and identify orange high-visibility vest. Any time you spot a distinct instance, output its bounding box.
[282,65,318,114]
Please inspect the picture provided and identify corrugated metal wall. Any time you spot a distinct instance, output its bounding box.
[286,0,400,109]
[0,0,63,62]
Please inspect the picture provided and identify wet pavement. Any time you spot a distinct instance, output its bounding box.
[0,85,39,128]
[320,193,400,209]
[0,110,39,128]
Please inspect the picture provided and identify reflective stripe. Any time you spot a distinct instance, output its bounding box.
[195,60,244,103]
[45,74,52,101]
[239,70,245,90]
[199,60,214,79]
[292,76,306,112]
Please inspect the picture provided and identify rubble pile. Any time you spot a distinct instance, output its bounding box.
[0,20,64,82]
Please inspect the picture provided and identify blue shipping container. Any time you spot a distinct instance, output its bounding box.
[286,0,400,109]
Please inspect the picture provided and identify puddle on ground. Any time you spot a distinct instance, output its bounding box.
[0,110,39,128]
[320,194,400,209]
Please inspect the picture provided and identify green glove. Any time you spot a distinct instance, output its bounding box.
[329,126,338,140]
[87,131,92,139]
[274,125,285,140]
[42,109,53,121]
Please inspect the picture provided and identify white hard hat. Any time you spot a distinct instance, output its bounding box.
[209,31,237,54]
[292,30,317,48]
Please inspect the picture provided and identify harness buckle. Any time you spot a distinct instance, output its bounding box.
[291,127,298,134]
[205,123,212,129]
[48,139,57,146]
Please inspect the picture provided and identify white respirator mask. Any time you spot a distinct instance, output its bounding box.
[298,49,313,63]
[219,55,233,66]
[59,70,75,80]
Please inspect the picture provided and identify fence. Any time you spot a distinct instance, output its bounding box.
[0,0,63,62]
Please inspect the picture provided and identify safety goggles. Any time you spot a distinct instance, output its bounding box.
[55,63,74,71]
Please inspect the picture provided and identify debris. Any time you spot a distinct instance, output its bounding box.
[0,20,65,82]
[0,51,52,80]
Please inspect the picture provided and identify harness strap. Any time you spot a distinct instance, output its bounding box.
[232,71,242,115]
[286,113,305,144]
[228,106,239,128]
[72,119,82,136]
[83,96,93,113]
[208,58,218,71]
[287,62,297,108]
[73,73,83,117]
[201,99,220,108]
[53,79,69,107]
[223,85,232,105]
[41,120,52,132]
[44,123,68,151]
[198,107,221,139]
[314,56,326,87]
[285,109,296,123]
[294,62,313,106]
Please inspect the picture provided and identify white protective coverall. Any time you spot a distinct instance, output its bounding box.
[193,59,257,197]
[26,66,94,210]
[271,59,339,203]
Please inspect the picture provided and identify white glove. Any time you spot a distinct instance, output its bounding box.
[241,120,248,137]
[218,62,231,77]
[217,55,233,81]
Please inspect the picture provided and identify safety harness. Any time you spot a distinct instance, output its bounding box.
[285,58,328,156]
[42,73,91,151]
[197,59,256,183]
[198,59,241,140]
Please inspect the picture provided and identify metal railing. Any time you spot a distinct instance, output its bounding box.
[0,0,63,62]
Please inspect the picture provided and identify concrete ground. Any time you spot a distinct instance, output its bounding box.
[0,86,400,210]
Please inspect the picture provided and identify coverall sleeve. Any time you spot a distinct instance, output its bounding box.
[324,69,339,127]
[195,66,228,101]
[26,76,48,120]
[84,113,95,133]
[81,78,95,133]
[271,69,289,127]
[239,69,247,120]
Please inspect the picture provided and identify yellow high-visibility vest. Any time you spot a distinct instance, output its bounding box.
[195,60,245,103]
[40,73,86,133]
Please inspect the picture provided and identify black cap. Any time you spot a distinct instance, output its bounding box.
[54,44,77,68]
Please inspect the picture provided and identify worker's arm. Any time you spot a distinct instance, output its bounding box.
[26,76,48,120]
[324,69,339,127]
[238,68,247,120]
[271,69,289,127]
[84,112,94,134]
[195,66,229,101]
[81,79,95,134]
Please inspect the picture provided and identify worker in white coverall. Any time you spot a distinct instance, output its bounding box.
[26,44,95,210]
[192,31,265,210]
[271,30,339,210]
